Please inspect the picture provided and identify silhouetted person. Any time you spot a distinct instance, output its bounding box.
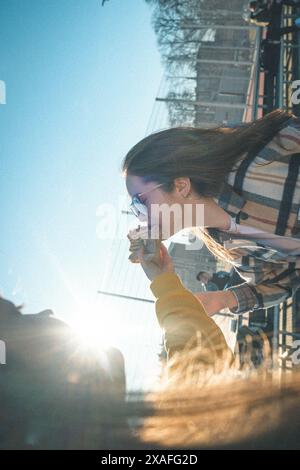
[0,297,127,449]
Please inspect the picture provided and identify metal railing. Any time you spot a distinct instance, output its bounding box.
[237,4,300,370]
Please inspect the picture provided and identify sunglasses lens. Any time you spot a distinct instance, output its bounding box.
[130,197,148,218]
[130,205,139,217]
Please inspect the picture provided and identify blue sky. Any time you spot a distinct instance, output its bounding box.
[0,0,164,326]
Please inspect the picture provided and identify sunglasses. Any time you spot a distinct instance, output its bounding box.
[129,183,165,218]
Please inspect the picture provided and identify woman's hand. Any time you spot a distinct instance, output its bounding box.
[194,290,238,316]
[128,233,174,281]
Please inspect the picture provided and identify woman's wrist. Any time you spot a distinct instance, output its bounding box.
[222,290,238,311]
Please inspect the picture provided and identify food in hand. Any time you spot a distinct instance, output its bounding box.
[128,226,160,263]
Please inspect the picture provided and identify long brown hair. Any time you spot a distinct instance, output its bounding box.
[122,109,293,262]
[139,370,300,449]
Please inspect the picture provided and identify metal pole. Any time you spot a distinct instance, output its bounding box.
[168,57,253,66]
[196,74,250,81]
[273,305,280,356]
[252,28,262,120]
[98,290,155,304]
[156,97,253,110]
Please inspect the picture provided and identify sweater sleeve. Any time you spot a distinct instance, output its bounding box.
[226,273,300,314]
[150,272,233,366]
[225,259,300,314]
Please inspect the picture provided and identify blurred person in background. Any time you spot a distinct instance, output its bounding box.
[196,271,219,292]
[0,296,127,449]
[246,0,300,27]
[196,270,237,291]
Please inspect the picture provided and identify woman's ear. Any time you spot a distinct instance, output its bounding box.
[173,177,191,199]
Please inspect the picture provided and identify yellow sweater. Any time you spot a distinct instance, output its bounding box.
[150,272,234,367]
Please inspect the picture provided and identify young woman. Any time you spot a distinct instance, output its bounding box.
[123,110,300,317]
